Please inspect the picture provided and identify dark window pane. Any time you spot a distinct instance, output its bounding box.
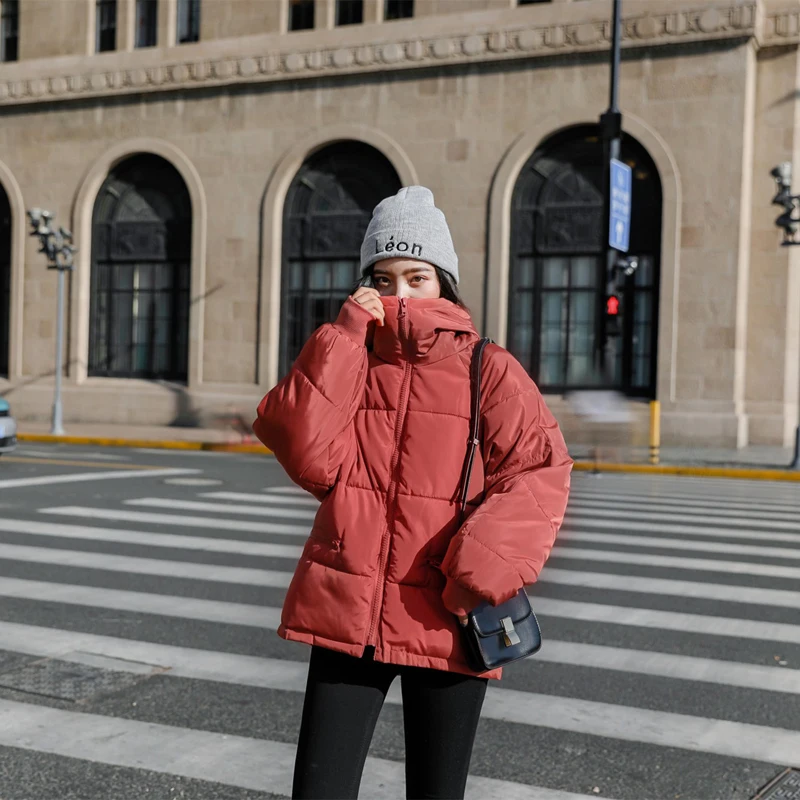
[337,0,363,26]
[289,0,314,30]
[518,0,550,4]
[96,0,117,52]
[1,0,19,63]
[177,0,200,43]
[89,155,191,381]
[384,0,413,20]
[541,258,568,288]
[135,0,157,47]
[571,256,597,288]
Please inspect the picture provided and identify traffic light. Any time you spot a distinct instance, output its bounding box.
[605,293,621,337]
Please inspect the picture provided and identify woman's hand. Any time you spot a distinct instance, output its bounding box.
[350,287,385,327]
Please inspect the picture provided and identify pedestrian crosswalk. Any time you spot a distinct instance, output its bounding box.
[1,471,799,798]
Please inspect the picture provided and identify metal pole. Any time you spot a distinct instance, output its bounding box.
[27,209,75,436]
[51,267,65,436]
[608,0,622,115]
[599,0,624,380]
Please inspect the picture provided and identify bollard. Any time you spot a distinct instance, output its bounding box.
[791,426,800,470]
[649,400,661,465]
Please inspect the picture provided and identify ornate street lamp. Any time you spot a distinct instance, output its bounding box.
[27,208,77,436]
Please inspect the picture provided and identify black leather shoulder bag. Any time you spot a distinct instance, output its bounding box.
[457,337,543,673]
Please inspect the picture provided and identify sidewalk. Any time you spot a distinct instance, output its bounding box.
[569,443,795,469]
[14,420,800,480]
[16,420,266,453]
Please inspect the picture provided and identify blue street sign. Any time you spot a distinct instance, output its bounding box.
[609,158,632,252]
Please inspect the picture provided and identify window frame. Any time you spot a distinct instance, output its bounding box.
[0,187,10,378]
[89,155,192,382]
[507,127,662,398]
[279,142,401,376]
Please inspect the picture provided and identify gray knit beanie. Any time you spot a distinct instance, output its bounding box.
[360,186,459,285]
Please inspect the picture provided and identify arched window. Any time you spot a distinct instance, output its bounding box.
[0,186,10,378]
[508,126,662,397]
[280,141,401,375]
[89,154,191,380]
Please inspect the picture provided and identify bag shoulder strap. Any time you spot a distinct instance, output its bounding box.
[458,337,491,522]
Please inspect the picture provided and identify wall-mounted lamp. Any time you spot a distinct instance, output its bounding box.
[771,162,800,246]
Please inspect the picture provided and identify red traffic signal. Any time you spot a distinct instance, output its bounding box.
[606,295,621,316]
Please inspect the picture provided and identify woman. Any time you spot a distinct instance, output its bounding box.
[253,186,572,800]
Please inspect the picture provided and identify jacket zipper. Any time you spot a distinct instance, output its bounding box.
[367,297,411,649]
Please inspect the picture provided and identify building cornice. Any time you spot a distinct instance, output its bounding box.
[0,2,767,108]
[762,2,800,46]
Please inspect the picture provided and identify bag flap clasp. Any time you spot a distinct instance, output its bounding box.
[500,616,521,647]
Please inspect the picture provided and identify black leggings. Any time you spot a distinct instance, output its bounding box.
[292,645,488,800]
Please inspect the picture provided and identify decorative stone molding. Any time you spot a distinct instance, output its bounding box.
[763,6,800,45]
[0,3,761,108]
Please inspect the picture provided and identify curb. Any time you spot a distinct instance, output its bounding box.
[572,460,800,482]
[17,433,270,455]
[17,433,800,481]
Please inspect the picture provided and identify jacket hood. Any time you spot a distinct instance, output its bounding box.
[372,296,479,365]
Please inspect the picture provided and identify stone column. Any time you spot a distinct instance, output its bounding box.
[364,0,383,24]
[315,0,335,28]
[744,44,800,446]
[157,0,176,46]
[117,0,136,50]
[660,42,757,448]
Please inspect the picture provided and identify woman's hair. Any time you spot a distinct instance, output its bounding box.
[353,265,468,310]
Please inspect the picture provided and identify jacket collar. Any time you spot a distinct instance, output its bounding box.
[371,296,479,365]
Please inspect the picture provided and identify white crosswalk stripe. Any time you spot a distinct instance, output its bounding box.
[41,506,310,535]
[200,491,320,507]
[569,506,800,531]
[126,496,319,520]
[568,497,800,523]
[2,571,800,644]
[3,619,799,696]
[0,542,294,586]
[0,698,602,800]
[0,517,304,558]
[551,546,800,580]
[561,529,800,560]
[1,472,799,798]
[564,515,800,544]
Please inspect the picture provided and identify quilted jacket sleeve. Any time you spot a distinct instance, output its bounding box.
[440,346,573,616]
[252,298,373,499]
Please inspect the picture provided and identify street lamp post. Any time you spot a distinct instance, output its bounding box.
[770,162,800,469]
[27,208,77,437]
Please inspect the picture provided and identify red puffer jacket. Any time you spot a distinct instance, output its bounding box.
[254,295,572,679]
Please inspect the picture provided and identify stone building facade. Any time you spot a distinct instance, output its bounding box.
[0,0,799,447]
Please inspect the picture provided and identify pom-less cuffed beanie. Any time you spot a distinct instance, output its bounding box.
[360,186,459,285]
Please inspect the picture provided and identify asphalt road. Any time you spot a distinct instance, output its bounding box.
[0,442,797,800]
